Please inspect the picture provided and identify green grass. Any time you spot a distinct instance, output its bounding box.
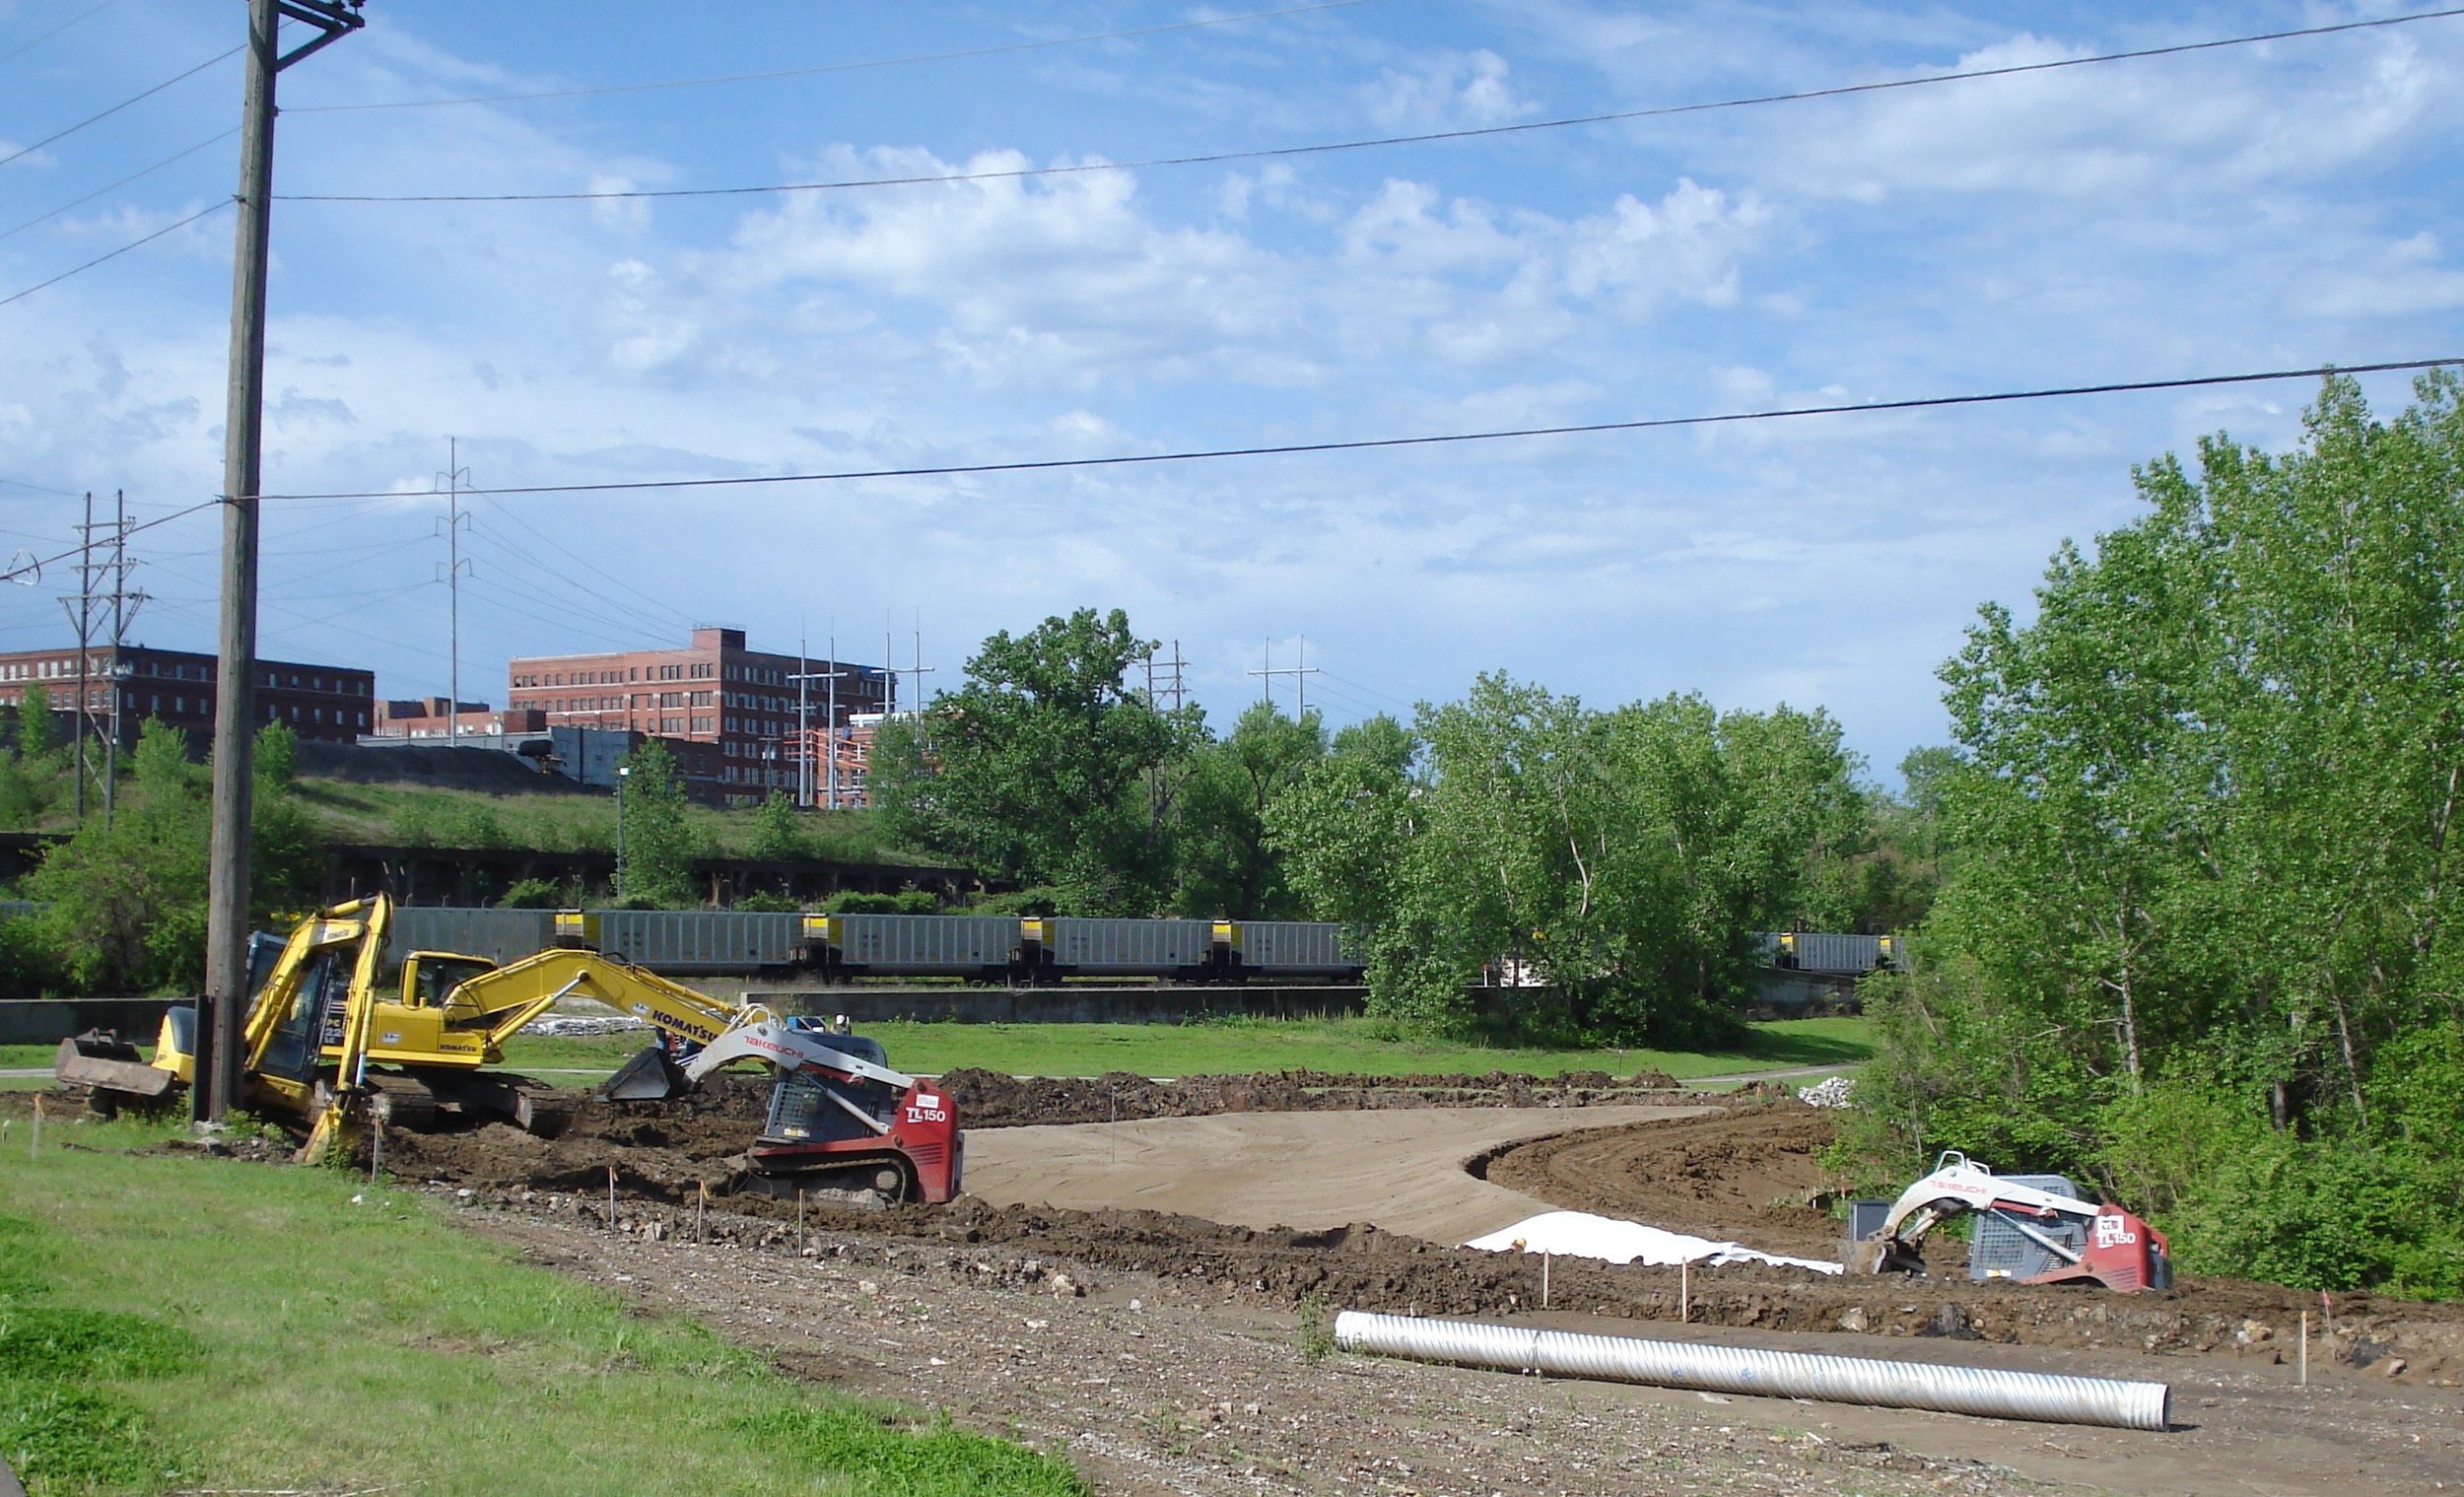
[2,1044,60,1070]
[297,779,921,864]
[0,1117,1087,1497]
[500,1012,1873,1081]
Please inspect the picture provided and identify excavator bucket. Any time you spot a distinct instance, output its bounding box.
[602,1043,689,1102]
[52,1030,179,1107]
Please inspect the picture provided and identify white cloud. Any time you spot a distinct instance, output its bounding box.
[1363,48,1536,130]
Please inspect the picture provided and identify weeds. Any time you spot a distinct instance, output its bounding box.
[1296,1294,1335,1362]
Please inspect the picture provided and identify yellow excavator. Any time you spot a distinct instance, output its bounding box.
[57,895,584,1154]
[57,895,966,1199]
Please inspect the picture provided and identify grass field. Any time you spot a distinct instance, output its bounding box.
[0,1116,1086,1497]
[501,1013,1874,1081]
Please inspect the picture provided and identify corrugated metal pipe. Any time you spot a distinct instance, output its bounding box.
[1333,1311,2170,1431]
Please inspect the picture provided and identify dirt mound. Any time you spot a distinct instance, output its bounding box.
[341,1073,2464,1380]
[937,1066,1680,1128]
[1481,1103,1845,1259]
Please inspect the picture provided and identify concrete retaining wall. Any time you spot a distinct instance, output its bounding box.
[752,986,1367,1025]
[0,998,175,1047]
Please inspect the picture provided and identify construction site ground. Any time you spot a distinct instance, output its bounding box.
[30,1072,2464,1495]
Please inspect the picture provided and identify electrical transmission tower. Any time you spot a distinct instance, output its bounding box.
[1141,639,1188,714]
[436,439,471,747]
[60,492,148,827]
[1247,636,1320,714]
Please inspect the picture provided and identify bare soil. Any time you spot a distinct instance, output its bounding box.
[26,1074,2464,1494]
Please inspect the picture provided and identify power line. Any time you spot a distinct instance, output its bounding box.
[1,129,235,242]
[276,7,2464,205]
[0,199,229,309]
[259,357,2464,504]
[0,498,217,583]
[0,44,241,170]
[0,0,124,65]
[0,475,86,498]
[285,0,1377,113]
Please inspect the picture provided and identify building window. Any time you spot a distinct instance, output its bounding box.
[690,716,713,733]
[690,691,712,707]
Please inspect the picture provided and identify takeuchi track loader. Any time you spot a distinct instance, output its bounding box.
[54,895,963,1201]
[1848,1151,2173,1293]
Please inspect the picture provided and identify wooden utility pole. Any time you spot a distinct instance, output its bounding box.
[199,0,364,1124]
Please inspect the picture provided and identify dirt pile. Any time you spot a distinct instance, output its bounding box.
[1481,1107,1845,1259]
[937,1066,1679,1127]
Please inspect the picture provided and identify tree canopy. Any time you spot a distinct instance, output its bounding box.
[1846,374,2464,1294]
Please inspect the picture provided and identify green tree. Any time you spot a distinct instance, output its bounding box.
[1171,702,1326,918]
[748,789,808,862]
[1266,714,1418,928]
[1353,677,1859,1043]
[26,719,210,992]
[870,608,1187,913]
[618,738,697,907]
[1851,374,2464,1291]
[15,680,57,761]
[0,681,61,829]
[250,719,322,916]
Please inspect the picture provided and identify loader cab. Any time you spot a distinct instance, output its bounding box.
[765,1019,896,1144]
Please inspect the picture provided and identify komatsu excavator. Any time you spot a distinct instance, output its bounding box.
[56,895,963,1201]
[56,895,568,1138]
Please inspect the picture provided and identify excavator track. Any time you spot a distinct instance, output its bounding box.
[362,1070,576,1137]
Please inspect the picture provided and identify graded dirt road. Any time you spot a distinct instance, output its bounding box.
[963,1102,1716,1246]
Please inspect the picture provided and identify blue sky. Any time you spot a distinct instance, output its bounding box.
[4,1,2461,782]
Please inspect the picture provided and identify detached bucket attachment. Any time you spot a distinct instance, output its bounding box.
[53,1030,179,1104]
[602,1043,688,1102]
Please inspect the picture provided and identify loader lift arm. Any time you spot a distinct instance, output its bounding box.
[1852,1151,2173,1293]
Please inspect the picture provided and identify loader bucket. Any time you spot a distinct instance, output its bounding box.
[602,1043,688,1102]
[53,1030,179,1103]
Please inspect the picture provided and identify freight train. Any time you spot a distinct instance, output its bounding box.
[374,907,1903,986]
[384,907,1369,984]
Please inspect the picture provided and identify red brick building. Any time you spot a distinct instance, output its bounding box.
[0,644,375,745]
[370,697,544,740]
[507,627,889,803]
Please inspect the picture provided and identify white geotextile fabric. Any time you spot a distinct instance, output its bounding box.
[1466,1209,1842,1275]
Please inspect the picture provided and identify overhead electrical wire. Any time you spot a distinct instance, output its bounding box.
[0,44,240,170]
[258,358,2464,504]
[470,510,699,632]
[277,7,2464,204]
[1,129,235,242]
[0,0,125,66]
[0,475,86,498]
[285,0,1378,113]
[15,10,2457,303]
[0,199,227,309]
[0,497,218,583]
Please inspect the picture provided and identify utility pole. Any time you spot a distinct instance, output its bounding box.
[200,0,365,1126]
[103,490,146,829]
[62,493,95,824]
[1248,636,1319,714]
[903,625,934,715]
[792,634,813,808]
[436,438,470,748]
[787,638,848,811]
